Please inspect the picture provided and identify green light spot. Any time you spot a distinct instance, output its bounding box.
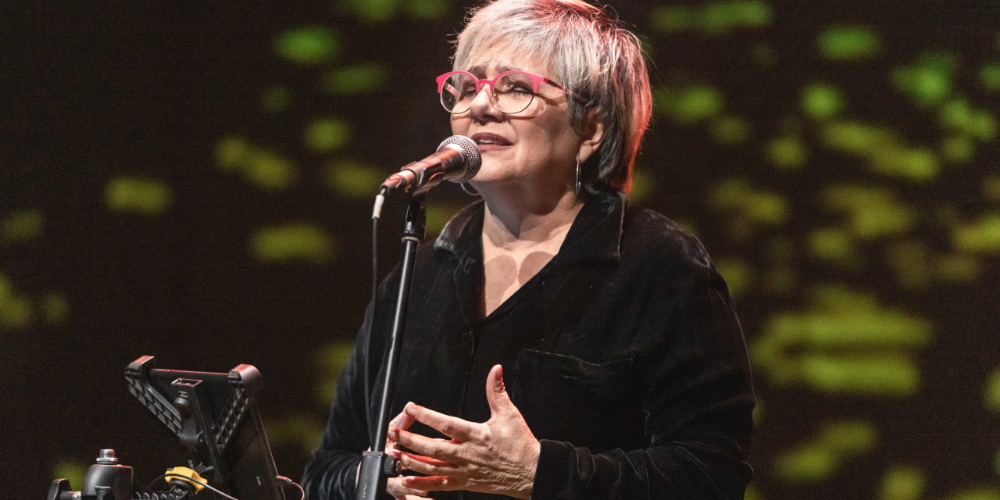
[274,27,339,65]
[714,258,752,297]
[767,136,808,169]
[703,1,772,35]
[871,148,939,182]
[809,285,878,312]
[880,465,925,500]
[892,54,955,107]
[650,6,693,33]
[942,136,975,163]
[325,64,388,95]
[800,355,920,395]
[822,121,895,154]
[853,204,915,238]
[731,1,771,27]
[823,186,918,237]
[0,273,32,329]
[802,84,844,120]
[629,168,653,203]
[1,210,44,243]
[824,185,893,209]
[405,0,447,19]
[251,224,335,264]
[244,150,297,189]
[935,253,980,283]
[980,63,1000,91]
[654,86,725,124]
[325,160,384,199]
[969,112,998,141]
[53,461,88,492]
[818,26,881,61]
[940,99,974,130]
[216,137,297,190]
[986,369,1000,412]
[954,214,1000,254]
[425,204,460,237]
[808,228,855,262]
[264,416,325,454]
[42,293,68,325]
[261,86,291,113]
[775,445,838,481]
[939,101,996,141]
[652,1,770,34]
[948,489,1000,500]
[710,116,751,144]
[305,118,350,152]
[215,136,250,170]
[818,421,877,453]
[712,179,787,225]
[316,341,356,404]
[341,0,398,23]
[766,311,931,348]
[105,178,171,215]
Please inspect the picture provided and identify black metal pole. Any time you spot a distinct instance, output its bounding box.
[355,194,425,500]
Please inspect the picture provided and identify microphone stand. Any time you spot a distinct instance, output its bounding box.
[356,193,426,500]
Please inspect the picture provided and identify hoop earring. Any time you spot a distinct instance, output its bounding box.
[460,182,481,197]
[575,159,582,198]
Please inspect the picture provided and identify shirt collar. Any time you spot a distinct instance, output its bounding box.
[433,191,626,265]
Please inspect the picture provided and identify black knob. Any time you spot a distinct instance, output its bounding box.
[383,456,401,477]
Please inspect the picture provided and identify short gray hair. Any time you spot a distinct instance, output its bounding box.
[453,0,653,194]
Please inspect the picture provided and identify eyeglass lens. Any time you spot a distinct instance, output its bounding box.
[440,72,536,114]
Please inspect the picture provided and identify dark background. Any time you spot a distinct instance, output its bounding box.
[2,1,998,499]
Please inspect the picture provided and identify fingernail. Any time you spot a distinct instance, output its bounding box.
[388,428,400,439]
[404,405,419,416]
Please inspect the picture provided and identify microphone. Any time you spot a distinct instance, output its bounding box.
[380,135,482,195]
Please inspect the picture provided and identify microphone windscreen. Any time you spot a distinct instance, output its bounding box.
[437,135,482,183]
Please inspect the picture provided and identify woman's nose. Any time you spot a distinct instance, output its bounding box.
[469,85,503,120]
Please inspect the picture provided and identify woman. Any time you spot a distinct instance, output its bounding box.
[304,1,754,499]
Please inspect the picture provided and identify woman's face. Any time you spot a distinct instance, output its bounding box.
[450,42,593,194]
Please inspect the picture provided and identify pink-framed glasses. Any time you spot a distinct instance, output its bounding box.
[436,70,586,114]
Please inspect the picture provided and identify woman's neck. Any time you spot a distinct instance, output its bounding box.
[480,185,583,251]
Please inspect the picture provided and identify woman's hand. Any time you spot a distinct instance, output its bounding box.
[356,409,432,500]
[388,364,541,499]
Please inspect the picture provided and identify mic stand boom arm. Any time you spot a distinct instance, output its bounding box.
[356,193,425,500]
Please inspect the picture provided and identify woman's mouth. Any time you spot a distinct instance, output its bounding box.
[471,132,513,151]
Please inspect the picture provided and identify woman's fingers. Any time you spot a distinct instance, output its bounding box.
[398,451,455,476]
[389,427,463,463]
[404,402,480,442]
[386,406,418,453]
[389,406,417,433]
[399,451,452,468]
[386,476,429,499]
[402,475,455,492]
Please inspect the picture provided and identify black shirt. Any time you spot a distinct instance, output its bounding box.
[304,192,755,500]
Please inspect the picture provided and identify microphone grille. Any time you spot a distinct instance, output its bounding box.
[437,135,482,184]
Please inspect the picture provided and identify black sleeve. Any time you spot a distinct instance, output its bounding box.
[530,258,755,499]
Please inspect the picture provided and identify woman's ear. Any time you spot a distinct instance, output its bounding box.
[577,109,606,163]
